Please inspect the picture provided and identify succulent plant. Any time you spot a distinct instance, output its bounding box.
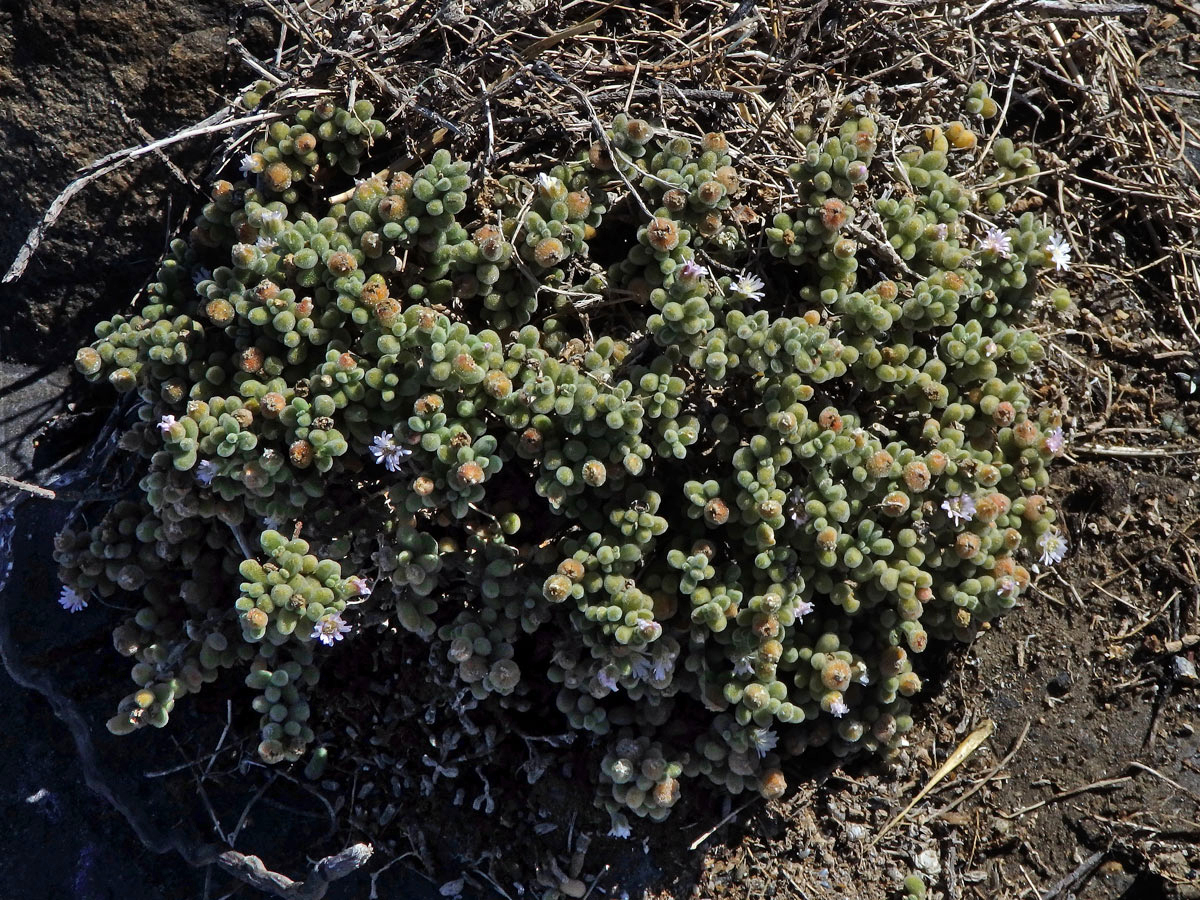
[57,81,1070,831]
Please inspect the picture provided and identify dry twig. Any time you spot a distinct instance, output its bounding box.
[872,719,995,846]
[216,843,373,900]
[1002,775,1133,819]
[3,110,278,284]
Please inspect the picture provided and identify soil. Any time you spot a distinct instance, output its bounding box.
[0,1,284,897]
[2,3,1199,900]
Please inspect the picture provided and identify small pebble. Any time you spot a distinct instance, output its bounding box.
[559,878,586,898]
[1173,655,1198,686]
[916,848,941,875]
[1047,671,1072,696]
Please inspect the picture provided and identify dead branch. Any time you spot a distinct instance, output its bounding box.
[3,109,279,284]
[216,843,373,900]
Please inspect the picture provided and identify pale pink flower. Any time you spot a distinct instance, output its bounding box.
[1036,529,1068,567]
[750,727,778,758]
[978,227,1012,258]
[370,431,412,472]
[996,575,1019,597]
[312,612,351,646]
[595,666,619,693]
[58,586,88,613]
[941,493,977,526]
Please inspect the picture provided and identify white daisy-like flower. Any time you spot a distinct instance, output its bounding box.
[941,493,977,526]
[157,415,178,435]
[795,598,815,621]
[369,430,394,457]
[312,612,352,646]
[191,266,212,287]
[1046,232,1071,272]
[239,153,263,177]
[608,813,632,839]
[258,208,285,227]
[194,460,218,485]
[1036,529,1068,567]
[750,727,778,758]
[650,649,675,684]
[829,698,850,718]
[733,653,756,677]
[731,273,766,302]
[977,227,1012,259]
[933,223,949,241]
[369,431,412,472]
[262,515,283,532]
[536,173,563,197]
[255,236,276,251]
[58,586,88,613]
[346,576,372,598]
[679,259,708,281]
[996,575,1019,598]
[629,650,655,683]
